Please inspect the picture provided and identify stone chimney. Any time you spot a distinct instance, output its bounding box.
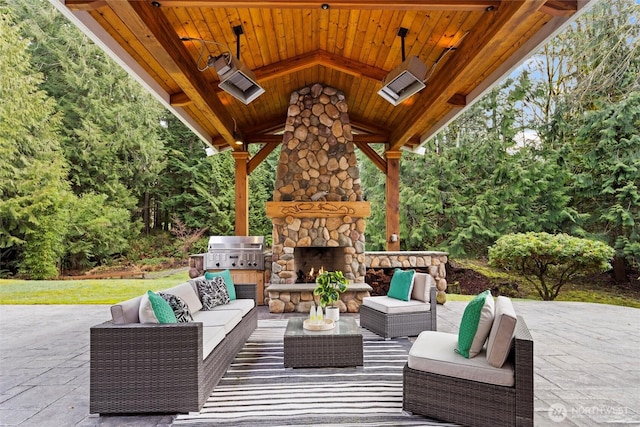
[266,83,370,284]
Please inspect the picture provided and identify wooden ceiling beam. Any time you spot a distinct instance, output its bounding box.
[540,1,577,17]
[349,117,391,136]
[248,144,279,173]
[150,1,501,11]
[246,134,283,144]
[244,133,393,145]
[244,116,286,136]
[388,0,549,150]
[448,93,467,106]
[104,0,237,147]
[253,49,387,83]
[64,0,107,11]
[169,91,192,106]
[354,141,387,173]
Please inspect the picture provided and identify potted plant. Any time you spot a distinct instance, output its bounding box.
[314,270,348,321]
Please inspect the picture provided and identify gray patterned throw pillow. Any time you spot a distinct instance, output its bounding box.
[159,292,193,323]
[196,277,230,310]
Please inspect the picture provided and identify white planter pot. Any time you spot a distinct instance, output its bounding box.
[325,306,340,322]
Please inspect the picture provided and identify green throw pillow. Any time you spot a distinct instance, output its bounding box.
[456,290,491,358]
[387,269,415,301]
[204,269,236,300]
[147,290,178,324]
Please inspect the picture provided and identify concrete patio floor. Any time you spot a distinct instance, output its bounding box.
[0,301,638,426]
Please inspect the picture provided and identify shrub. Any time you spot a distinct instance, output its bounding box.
[488,232,614,301]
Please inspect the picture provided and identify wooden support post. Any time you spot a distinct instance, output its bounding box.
[232,151,250,236]
[385,150,401,251]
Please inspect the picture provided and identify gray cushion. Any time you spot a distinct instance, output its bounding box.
[192,309,243,334]
[486,296,517,368]
[110,295,143,324]
[211,299,255,316]
[362,296,430,314]
[163,282,203,313]
[411,273,434,303]
[408,330,514,387]
[202,326,226,359]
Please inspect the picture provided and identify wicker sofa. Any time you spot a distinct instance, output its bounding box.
[403,296,534,427]
[89,278,257,415]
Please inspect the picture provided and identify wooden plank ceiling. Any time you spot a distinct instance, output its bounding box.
[60,0,586,156]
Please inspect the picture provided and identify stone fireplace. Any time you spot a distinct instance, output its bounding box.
[266,83,371,287]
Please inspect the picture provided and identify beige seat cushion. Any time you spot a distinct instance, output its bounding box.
[192,309,243,334]
[486,296,517,368]
[362,296,430,314]
[111,281,203,324]
[202,326,226,359]
[162,282,203,313]
[110,295,143,324]
[408,330,514,387]
[211,299,255,316]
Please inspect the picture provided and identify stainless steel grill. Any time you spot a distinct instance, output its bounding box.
[203,236,264,270]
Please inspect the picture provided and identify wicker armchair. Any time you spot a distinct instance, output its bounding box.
[360,286,437,338]
[403,315,534,427]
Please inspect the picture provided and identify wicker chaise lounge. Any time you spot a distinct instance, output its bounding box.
[90,282,257,415]
[403,296,534,427]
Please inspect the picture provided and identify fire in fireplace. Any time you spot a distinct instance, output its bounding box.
[297,266,325,284]
[294,247,348,283]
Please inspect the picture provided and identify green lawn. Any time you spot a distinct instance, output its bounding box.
[0,271,190,304]
[1,268,637,308]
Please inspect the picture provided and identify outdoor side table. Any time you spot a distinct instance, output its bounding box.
[284,317,363,368]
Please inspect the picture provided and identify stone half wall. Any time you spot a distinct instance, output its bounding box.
[264,251,449,313]
[366,251,449,303]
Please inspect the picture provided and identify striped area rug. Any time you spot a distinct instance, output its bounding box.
[174,319,456,426]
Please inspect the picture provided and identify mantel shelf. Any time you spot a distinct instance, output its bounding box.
[266,201,371,219]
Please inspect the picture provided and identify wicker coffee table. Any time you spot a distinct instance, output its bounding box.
[284,317,363,368]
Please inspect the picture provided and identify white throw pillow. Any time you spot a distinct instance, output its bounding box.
[138,292,159,324]
[468,293,494,358]
[411,273,434,302]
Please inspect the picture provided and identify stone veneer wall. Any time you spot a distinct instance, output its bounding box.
[270,83,367,284]
[263,250,449,311]
[366,251,449,303]
[266,283,372,314]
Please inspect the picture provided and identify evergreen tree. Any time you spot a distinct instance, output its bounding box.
[570,94,640,276]
[155,115,235,235]
[0,6,69,278]
[12,0,167,212]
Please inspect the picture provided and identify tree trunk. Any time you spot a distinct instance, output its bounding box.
[143,191,150,235]
[612,257,627,283]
